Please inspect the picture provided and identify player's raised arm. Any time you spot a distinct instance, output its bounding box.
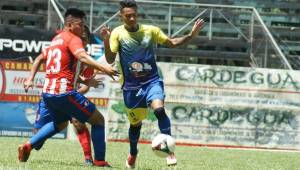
[163,19,205,48]
[76,51,119,80]
[24,53,45,93]
[99,26,117,64]
[68,34,119,79]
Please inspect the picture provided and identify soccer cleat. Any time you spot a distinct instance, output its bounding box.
[125,153,137,169]
[166,152,177,166]
[85,158,94,166]
[18,143,32,162]
[93,160,111,167]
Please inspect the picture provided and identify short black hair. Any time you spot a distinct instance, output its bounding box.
[64,8,86,18]
[119,0,137,10]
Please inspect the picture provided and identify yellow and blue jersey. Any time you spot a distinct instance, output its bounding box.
[110,24,168,90]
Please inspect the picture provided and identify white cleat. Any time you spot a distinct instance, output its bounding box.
[166,152,177,166]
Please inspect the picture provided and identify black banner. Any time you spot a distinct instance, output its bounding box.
[0,25,55,60]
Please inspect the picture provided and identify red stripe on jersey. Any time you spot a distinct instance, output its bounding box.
[55,78,61,94]
[43,31,84,94]
[45,78,54,94]
[67,95,92,117]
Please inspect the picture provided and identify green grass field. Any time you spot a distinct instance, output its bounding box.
[1,137,300,170]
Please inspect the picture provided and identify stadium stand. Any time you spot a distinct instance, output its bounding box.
[0,0,47,28]
[0,0,299,68]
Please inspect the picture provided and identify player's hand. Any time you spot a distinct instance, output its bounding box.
[99,25,111,40]
[89,76,105,88]
[102,65,119,80]
[190,19,205,38]
[24,78,34,93]
[78,75,88,84]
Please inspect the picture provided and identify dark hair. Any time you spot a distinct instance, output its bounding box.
[83,25,91,40]
[119,0,137,10]
[64,8,86,18]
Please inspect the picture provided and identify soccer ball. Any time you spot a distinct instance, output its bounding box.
[151,134,175,158]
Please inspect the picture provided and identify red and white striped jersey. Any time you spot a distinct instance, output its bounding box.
[42,31,85,94]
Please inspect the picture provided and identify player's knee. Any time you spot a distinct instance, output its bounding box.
[130,121,142,127]
[88,110,105,126]
[56,121,68,131]
[154,107,168,120]
[72,120,86,132]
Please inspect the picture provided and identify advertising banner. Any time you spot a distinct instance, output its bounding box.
[0,26,108,138]
[107,63,300,150]
[0,25,54,60]
[0,102,67,138]
[0,60,110,138]
[0,25,106,61]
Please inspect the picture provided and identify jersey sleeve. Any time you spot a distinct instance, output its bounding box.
[68,36,85,56]
[152,26,168,45]
[109,29,119,53]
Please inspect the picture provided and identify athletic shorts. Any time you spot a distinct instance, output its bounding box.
[123,79,165,125]
[42,90,96,125]
[34,99,52,129]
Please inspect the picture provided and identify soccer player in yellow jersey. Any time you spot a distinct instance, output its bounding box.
[100,0,204,168]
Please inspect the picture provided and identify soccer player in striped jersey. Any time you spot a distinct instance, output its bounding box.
[28,25,99,166]
[100,0,204,168]
[18,8,118,167]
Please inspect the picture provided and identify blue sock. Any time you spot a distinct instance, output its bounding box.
[129,124,142,156]
[154,107,171,135]
[34,141,45,150]
[29,122,59,149]
[91,125,105,161]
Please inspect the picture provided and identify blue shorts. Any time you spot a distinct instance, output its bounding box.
[123,79,165,125]
[42,90,96,125]
[34,99,52,129]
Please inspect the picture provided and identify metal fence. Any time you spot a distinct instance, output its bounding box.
[47,0,292,69]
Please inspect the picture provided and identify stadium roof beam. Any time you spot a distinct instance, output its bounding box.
[92,11,120,33]
[252,8,292,70]
[50,0,64,24]
[215,9,249,42]
[89,0,93,31]
[171,9,207,37]
[134,0,253,10]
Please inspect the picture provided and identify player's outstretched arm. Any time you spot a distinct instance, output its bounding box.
[24,53,45,93]
[164,19,205,48]
[77,83,90,94]
[76,52,119,80]
[99,26,117,64]
[77,75,103,94]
